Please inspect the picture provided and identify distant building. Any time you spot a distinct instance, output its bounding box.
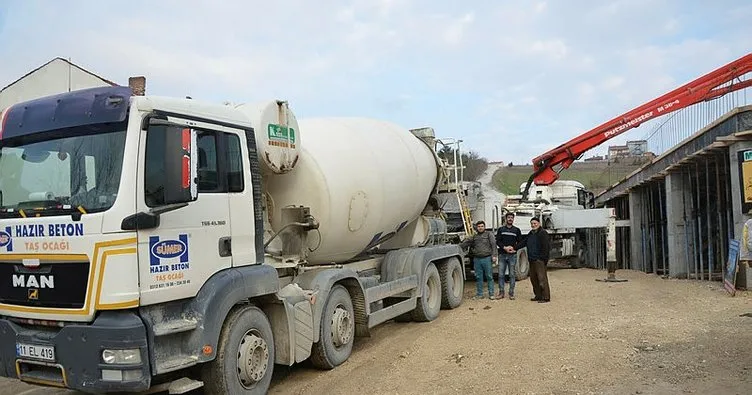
[0,57,118,111]
[607,140,650,160]
[608,145,630,159]
[626,140,648,156]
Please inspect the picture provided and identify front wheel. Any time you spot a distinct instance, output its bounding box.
[202,305,275,395]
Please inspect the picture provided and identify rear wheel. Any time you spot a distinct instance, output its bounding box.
[310,284,355,369]
[439,258,464,309]
[570,246,586,268]
[515,248,530,281]
[412,263,442,322]
[202,305,275,395]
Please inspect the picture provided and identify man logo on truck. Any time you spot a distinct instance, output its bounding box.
[12,274,54,289]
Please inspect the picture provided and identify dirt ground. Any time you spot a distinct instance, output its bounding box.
[3,267,751,395]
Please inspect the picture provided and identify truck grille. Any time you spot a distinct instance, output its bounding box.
[0,258,89,309]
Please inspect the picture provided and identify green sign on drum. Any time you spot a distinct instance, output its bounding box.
[744,150,752,162]
[268,124,296,143]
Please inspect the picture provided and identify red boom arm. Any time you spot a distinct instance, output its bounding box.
[526,53,752,195]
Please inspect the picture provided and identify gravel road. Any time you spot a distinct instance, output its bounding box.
[3,267,751,394]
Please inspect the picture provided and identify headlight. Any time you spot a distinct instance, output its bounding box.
[102,348,141,365]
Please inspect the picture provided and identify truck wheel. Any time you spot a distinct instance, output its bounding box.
[515,248,530,281]
[202,305,274,395]
[311,284,355,370]
[439,258,463,309]
[412,263,441,322]
[571,247,585,268]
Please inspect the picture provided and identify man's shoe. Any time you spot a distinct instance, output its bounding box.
[509,294,516,300]
[489,295,497,300]
[537,299,550,303]
[472,295,484,300]
[530,297,539,301]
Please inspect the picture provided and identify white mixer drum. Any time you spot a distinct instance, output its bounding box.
[234,100,301,174]
[264,117,439,264]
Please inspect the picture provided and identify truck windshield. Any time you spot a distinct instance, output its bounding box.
[0,126,126,217]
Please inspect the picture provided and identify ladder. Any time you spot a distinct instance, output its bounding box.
[433,137,475,238]
[458,188,475,237]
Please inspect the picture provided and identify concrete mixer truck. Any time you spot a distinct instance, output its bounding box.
[0,86,466,394]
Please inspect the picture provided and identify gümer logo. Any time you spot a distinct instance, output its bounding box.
[12,274,55,289]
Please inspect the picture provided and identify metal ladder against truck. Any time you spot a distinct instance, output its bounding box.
[432,138,477,279]
[434,138,475,238]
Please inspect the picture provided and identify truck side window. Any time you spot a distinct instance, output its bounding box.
[226,134,244,192]
[145,125,245,206]
[196,132,220,192]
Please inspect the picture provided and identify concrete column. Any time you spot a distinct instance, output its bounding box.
[628,190,643,271]
[729,141,752,289]
[665,172,688,277]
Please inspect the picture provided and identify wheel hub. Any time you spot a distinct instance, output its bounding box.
[330,306,353,347]
[237,331,269,389]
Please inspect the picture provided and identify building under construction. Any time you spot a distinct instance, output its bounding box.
[595,104,752,290]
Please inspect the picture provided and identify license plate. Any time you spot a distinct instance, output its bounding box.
[16,343,55,361]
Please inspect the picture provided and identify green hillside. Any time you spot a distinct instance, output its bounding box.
[492,159,650,195]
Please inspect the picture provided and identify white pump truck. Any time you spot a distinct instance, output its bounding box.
[0,86,467,394]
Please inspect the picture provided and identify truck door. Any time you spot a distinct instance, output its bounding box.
[137,118,233,305]
[224,130,257,267]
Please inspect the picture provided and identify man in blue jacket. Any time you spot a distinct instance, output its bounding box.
[495,212,522,300]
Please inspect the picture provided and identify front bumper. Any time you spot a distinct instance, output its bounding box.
[0,311,151,393]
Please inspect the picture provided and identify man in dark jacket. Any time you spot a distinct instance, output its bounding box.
[495,212,523,300]
[461,221,498,300]
[525,217,551,303]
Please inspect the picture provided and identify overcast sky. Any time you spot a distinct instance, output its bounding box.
[0,0,750,164]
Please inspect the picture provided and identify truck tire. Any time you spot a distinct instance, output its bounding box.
[311,284,355,369]
[439,257,463,309]
[202,305,275,395]
[515,248,530,281]
[412,263,441,322]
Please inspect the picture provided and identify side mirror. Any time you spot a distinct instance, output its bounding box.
[164,127,198,204]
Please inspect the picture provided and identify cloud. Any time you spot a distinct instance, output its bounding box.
[0,0,750,167]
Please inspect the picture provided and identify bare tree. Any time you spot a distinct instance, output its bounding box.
[437,148,489,182]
